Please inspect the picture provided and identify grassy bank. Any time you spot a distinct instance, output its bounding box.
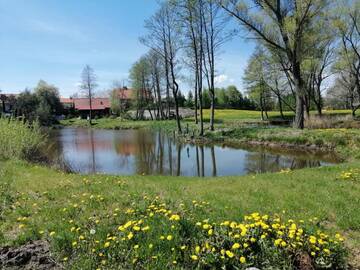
[204,127,360,161]
[1,160,359,268]
[60,117,177,131]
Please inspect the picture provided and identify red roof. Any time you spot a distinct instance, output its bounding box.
[60,98,74,104]
[73,98,110,111]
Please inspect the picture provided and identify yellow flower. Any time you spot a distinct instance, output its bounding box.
[148,243,153,249]
[127,232,134,240]
[309,236,317,244]
[134,245,139,249]
[18,224,25,229]
[104,242,110,248]
[195,246,201,253]
[232,243,241,250]
[240,256,246,264]
[323,248,330,255]
[72,241,77,247]
[49,231,56,237]
[190,255,198,261]
[225,250,234,258]
[208,229,213,235]
[166,235,173,241]
[169,214,180,221]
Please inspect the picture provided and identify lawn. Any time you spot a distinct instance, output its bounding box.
[1,160,359,268]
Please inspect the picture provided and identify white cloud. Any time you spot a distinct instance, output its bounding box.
[214,74,228,84]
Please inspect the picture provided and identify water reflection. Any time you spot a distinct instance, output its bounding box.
[47,128,337,177]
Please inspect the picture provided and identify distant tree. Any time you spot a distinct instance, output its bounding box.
[226,85,243,109]
[34,80,62,125]
[185,91,194,108]
[15,89,39,122]
[202,89,211,109]
[177,90,186,107]
[80,65,98,124]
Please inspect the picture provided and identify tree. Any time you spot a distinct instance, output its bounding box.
[185,91,194,108]
[226,85,243,109]
[34,80,62,125]
[80,65,98,124]
[129,56,152,120]
[332,0,360,116]
[147,50,165,120]
[201,0,231,131]
[15,89,39,122]
[220,0,334,128]
[142,1,183,133]
[243,47,273,120]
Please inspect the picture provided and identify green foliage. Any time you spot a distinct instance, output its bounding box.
[14,80,62,125]
[0,119,45,161]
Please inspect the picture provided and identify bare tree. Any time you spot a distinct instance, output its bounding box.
[141,1,183,133]
[202,0,231,131]
[80,65,98,124]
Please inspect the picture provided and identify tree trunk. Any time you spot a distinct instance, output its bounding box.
[209,93,215,131]
[278,95,284,119]
[294,92,305,129]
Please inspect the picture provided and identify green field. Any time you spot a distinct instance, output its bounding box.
[2,110,360,269]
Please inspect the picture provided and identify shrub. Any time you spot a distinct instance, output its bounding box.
[0,118,45,161]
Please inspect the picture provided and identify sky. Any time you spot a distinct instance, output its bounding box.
[0,0,255,97]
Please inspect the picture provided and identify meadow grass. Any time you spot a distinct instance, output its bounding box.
[0,160,359,268]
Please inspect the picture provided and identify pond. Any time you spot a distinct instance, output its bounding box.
[46,128,338,177]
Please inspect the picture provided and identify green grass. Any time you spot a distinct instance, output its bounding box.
[2,110,360,268]
[0,160,359,268]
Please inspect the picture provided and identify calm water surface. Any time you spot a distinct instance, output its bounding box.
[47,128,337,177]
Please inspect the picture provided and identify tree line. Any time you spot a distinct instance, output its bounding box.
[128,0,359,132]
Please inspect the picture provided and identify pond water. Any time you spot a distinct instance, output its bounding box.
[46,128,338,177]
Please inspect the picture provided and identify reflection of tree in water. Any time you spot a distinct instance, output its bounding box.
[244,151,322,174]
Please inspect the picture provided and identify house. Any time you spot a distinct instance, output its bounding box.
[60,97,111,118]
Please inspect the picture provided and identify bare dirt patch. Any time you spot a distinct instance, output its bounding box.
[0,240,60,270]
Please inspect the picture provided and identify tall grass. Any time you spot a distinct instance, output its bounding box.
[304,115,360,129]
[0,118,45,160]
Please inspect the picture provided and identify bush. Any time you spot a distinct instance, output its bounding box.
[0,118,45,161]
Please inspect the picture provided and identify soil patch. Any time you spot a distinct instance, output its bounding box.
[0,240,60,270]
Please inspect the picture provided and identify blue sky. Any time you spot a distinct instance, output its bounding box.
[0,0,255,97]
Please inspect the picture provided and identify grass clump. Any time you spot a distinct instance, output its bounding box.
[0,118,45,161]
